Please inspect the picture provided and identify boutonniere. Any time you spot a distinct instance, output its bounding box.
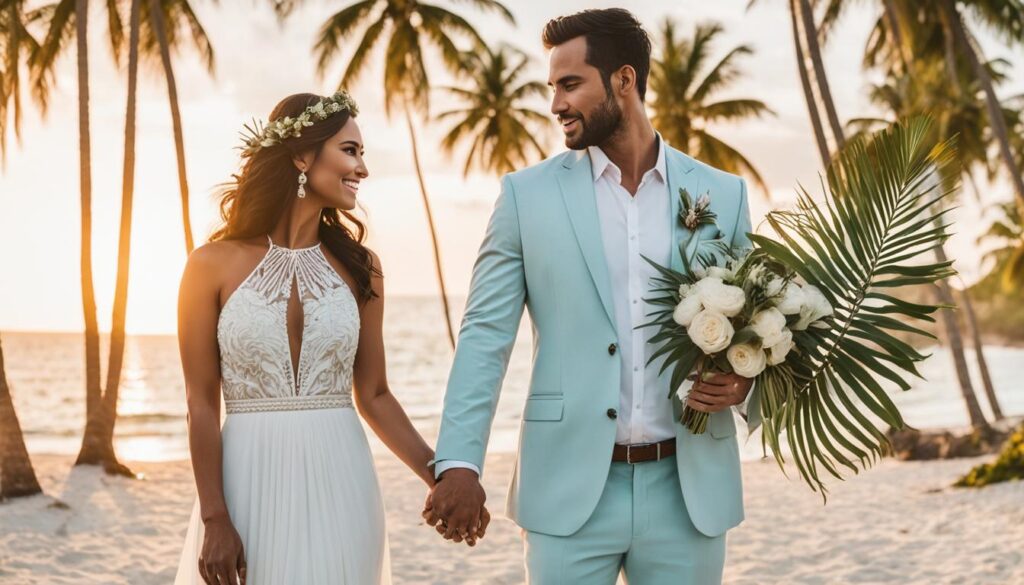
[679,188,717,231]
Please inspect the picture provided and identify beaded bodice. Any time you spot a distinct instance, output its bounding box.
[217,236,360,414]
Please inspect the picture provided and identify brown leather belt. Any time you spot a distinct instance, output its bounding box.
[611,438,676,464]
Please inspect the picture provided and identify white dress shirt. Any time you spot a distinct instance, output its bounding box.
[435,136,683,479]
[588,136,678,445]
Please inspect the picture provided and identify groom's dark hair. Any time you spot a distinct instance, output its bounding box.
[542,8,652,101]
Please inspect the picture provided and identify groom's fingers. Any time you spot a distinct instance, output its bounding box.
[477,507,491,538]
[690,388,726,404]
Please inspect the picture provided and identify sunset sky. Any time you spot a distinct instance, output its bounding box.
[0,0,1021,334]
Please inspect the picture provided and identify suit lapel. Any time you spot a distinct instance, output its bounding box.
[666,150,702,272]
[558,151,616,330]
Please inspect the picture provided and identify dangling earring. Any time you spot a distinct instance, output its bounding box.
[297,170,308,198]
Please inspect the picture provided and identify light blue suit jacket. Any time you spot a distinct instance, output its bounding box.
[432,145,762,538]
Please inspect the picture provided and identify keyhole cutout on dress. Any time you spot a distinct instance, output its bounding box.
[285,274,305,392]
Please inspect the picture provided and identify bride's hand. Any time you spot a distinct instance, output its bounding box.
[199,516,247,584]
[422,490,491,546]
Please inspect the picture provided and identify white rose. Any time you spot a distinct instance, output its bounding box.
[694,276,723,293]
[765,277,784,298]
[794,285,833,330]
[727,342,768,378]
[688,309,735,353]
[699,281,746,318]
[750,307,788,347]
[776,283,805,315]
[672,294,703,327]
[678,283,694,298]
[707,266,733,280]
[766,328,794,365]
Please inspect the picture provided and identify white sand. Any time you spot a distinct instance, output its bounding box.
[1,452,1021,584]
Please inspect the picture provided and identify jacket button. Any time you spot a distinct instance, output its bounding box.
[608,343,617,356]
[606,408,618,420]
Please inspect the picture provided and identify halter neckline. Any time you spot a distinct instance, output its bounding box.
[266,234,321,252]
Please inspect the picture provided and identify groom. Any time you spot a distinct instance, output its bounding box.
[426,8,762,584]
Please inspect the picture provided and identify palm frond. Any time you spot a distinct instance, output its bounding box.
[416,4,487,52]
[336,13,387,91]
[313,0,378,78]
[690,44,754,104]
[696,98,775,122]
[747,116,959,497]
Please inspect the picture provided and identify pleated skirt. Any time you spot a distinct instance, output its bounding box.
[174,407,391,584]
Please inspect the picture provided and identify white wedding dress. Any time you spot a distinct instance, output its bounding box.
[175,236,391,584]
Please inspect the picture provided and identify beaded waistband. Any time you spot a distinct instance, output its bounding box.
[224,394,354,414]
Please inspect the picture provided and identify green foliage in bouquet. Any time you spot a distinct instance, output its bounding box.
[749,117,959,495]
[642,117,959,496]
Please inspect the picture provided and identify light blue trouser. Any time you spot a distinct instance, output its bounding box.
[523,455,726,585]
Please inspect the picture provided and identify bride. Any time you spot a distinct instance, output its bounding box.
[173,91,484,584]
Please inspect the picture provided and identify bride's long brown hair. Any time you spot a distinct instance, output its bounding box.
[209,93,379,302]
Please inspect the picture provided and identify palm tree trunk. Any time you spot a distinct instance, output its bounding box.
[404,105,456,350]
[789,0,831,168]
[931,242,989,431]
[0,335,42,500]
[882,0,910,71]
[149,0,194,254]
[958,288,1003,421]
[798,0,845,150]
[942,0,1024,214]
[75,0,103,425]
[936,2,961,98]
[76,0,140,477]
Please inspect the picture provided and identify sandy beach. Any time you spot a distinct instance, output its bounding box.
[1,450,1021,584]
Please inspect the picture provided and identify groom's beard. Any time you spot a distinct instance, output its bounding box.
[563,94,623,150]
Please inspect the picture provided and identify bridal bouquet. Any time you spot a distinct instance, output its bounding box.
[643,118,957,494]
[649,248,834,434]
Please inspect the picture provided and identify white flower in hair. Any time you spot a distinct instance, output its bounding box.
[238,90,360,158]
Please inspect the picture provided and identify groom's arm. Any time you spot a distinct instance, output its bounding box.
[431,175,526,477]
[730,178,763,434]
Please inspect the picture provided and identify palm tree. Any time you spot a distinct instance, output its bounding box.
[980,201,1024,292]
[141,0,216,255]
[748,0,842,167]
[824,0,1024,213]
[312,0,514,350]
[796,0,845,150]
[75,0,142,476]
[937,0,1024,213]
[31,0,125,473]
[0,0,41,164]
[436,44,549,177]
[788,0,830,168]
[0,335,43,500]
[649,19,774,198]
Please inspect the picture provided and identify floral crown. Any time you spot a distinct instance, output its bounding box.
[238,90,360,158]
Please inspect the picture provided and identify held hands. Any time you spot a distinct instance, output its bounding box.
[422,468,490,547]
[199,516,247,585]
[684,371,753,413]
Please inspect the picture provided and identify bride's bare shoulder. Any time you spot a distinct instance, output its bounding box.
[188,238,265,266]
[183,237,268,290]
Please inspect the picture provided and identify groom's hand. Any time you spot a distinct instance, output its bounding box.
[423,468,489,545]
[685,371,753,413]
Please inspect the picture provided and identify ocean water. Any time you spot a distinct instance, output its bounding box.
[2,297,1021,463]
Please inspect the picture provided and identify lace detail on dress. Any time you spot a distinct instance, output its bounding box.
[217,236,360,414]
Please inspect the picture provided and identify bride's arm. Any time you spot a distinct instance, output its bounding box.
[178,245,246,584]
[352,250,436,488]
[178,245,232,524]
